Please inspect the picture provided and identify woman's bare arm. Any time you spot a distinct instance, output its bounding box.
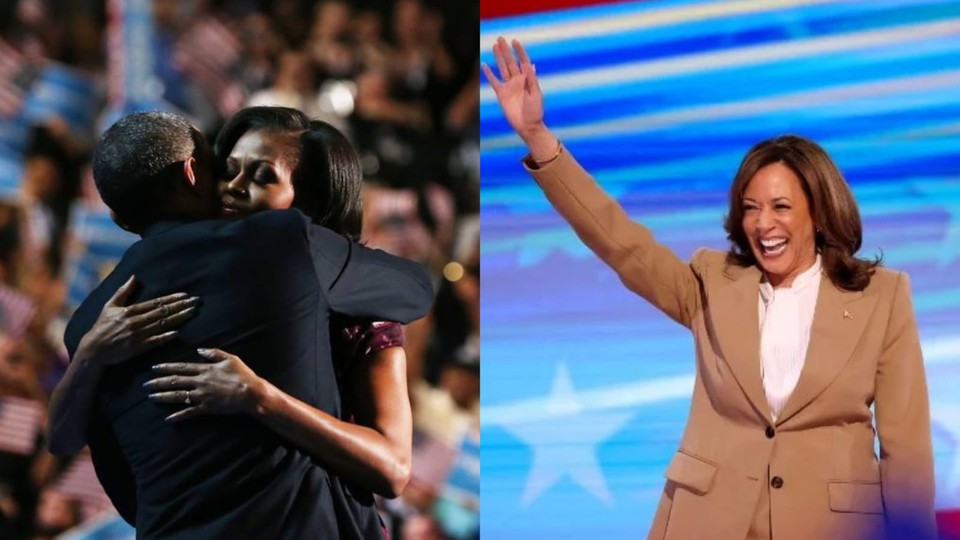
[148,346,413,498]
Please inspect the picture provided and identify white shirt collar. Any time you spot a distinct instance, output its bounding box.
[759,254,822,303]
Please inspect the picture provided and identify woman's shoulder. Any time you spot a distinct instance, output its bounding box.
[348,321,404,351]
[691,248,727,266]
[334,320,405,361]
[689,248,751,279]
[863,266,910,295]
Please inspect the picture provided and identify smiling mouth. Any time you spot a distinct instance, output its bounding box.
[221,201,246,217]
[757,237,788,257]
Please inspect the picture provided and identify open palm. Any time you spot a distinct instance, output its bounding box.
[482,37,544,138]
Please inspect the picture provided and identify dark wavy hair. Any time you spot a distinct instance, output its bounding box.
[723,135,881,291]
[213,106,363,240]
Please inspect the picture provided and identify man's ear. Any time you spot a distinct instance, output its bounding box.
[109,210,134,232]
[183,156,198,188]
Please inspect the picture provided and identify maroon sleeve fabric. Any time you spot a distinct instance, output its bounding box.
[340,321,405,363]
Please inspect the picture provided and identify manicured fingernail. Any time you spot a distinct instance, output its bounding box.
[188,296,200,303]
[197,348,212,355]
[151,365,161,371]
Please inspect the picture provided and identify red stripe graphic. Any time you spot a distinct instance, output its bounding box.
[481,0,636,20]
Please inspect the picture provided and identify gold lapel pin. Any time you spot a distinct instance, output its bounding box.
[843,310,853,320]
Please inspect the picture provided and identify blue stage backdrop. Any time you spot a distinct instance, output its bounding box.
[480,0,960,537]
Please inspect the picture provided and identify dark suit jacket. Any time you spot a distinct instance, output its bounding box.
[63,209,433,539]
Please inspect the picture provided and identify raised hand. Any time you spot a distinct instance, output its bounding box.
[76,276,199,366]
[482,37,545,139]
[145,348,264,421]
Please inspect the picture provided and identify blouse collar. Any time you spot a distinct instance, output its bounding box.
[759,254,822,302]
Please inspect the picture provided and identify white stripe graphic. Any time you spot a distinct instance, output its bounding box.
[482,69,960,149]
[481,18,960,104]
[482,336,960,426]
[480,0,835,49]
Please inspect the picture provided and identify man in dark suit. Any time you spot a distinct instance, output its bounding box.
[59,112,433,538]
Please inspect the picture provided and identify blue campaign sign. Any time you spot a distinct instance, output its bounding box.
[62,203,137,314]
[0,147,23,198]
[0,109,30,197]
[0,113,30,154]
[116,0,162,105]
[433,493,480,540]
[435,429,480,539]
[21,64,99,134]
[64,250,122,311]
[100,0,179,128]
[61,513,133,540]
[446,429,480,502]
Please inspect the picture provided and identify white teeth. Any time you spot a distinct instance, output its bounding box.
[760,238,787,248]
[758,238,787,256]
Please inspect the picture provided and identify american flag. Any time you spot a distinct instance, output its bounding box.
[0,395,43,455]
[410,427,458,490]
[174,15,247,117]
[53,448,116,521]
[0,283,38,338]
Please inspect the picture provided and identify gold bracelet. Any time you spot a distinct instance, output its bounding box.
[533,139,563,166]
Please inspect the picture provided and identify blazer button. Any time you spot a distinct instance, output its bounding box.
[771,476,784,489]
[765,426,775,439]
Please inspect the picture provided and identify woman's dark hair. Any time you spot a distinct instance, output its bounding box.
[214,106,310,172]
[214,107,363,240]
[295,121,364,241]
[723,135,881,291]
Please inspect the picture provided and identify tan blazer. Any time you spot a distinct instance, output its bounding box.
[527,149,937,540]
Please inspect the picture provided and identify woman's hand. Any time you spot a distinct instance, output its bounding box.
[145,348,264,421]
[482,37,544,139]
[482,37,560,161]
[76,276,199,367]
[47,277,198,456]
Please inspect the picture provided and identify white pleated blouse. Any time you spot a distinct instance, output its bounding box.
[758,256,822,422]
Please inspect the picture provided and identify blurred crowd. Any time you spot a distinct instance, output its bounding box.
[0,0,479,539]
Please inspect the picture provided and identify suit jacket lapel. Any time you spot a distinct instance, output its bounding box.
[711,262,770,421]
[775,277,878,425]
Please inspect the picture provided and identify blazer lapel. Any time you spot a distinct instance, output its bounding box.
[710,263,770,421]
[775,277,878,425]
